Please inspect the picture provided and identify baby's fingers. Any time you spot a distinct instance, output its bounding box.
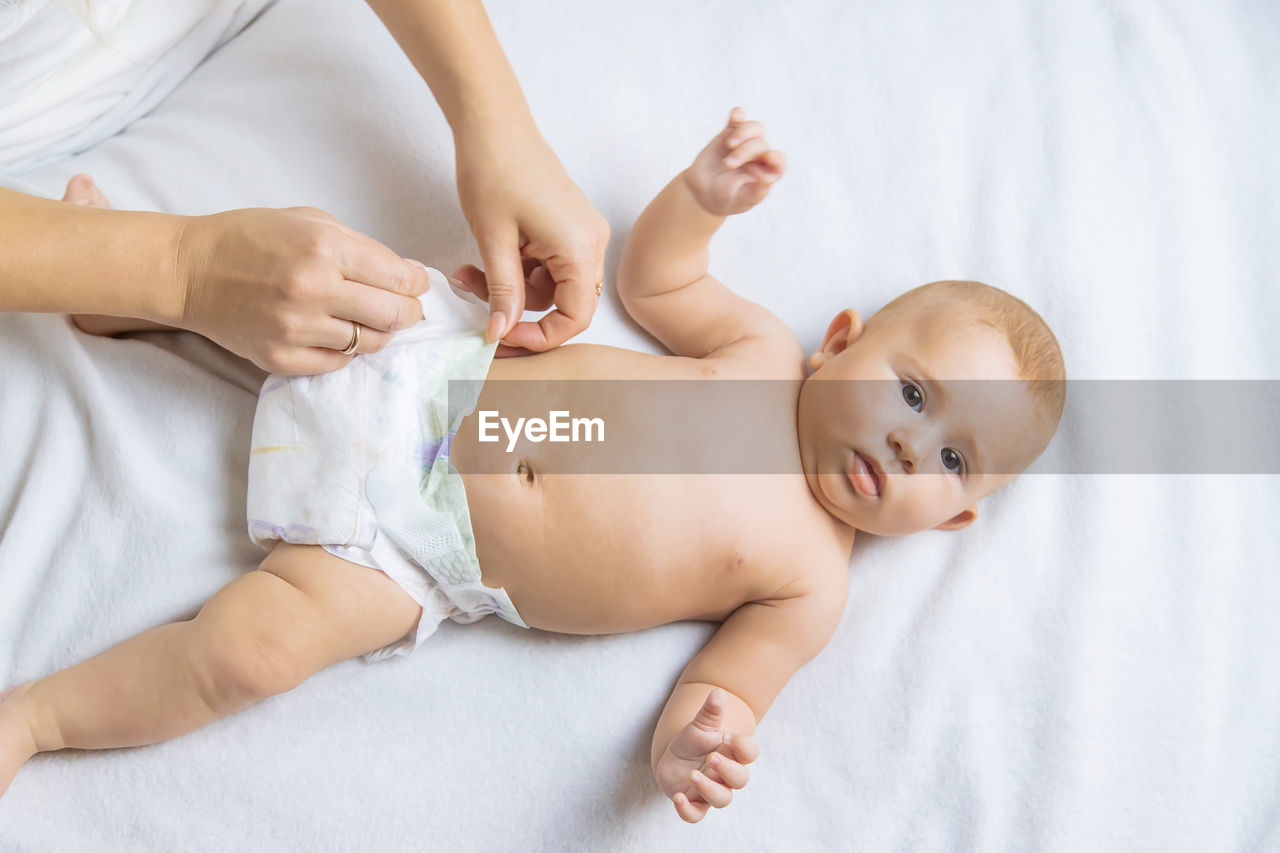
[707,751,750,789]
[724,732,761,765]
[689,769,733,809]
[724,137,771,169]
[726,119,765,148]
[760,149,786,176]
[674,792,709,823]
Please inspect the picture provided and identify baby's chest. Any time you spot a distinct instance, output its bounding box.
[468,461,845,629]
[541,472,826,577]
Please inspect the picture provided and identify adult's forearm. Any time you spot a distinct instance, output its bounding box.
[0,188,185,321]
[364,0,535,135]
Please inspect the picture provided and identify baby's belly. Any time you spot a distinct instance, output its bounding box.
[448,342,810,632]
[458,469,768,634]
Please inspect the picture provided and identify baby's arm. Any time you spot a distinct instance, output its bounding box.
[651,575,848,823]
[0,544,420,798]
[617,108,799,365]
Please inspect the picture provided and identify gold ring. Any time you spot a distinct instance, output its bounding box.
[594,279,604,297]
[340,321,361,356]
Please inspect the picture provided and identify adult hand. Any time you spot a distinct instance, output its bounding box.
[453,119,609,352]
[176,206,433,374]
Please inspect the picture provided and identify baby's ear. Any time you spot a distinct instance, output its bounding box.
[808,309,863,370]
[934,505,977,531]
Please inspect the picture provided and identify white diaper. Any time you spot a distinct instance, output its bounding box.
[246,267,528,662]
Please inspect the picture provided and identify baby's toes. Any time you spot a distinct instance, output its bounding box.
[61,173,112,208]
[61,173,94,204]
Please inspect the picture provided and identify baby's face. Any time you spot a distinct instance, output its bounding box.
[796,300,1042,536]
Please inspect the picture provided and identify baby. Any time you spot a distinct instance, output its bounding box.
[0,108,1065,822]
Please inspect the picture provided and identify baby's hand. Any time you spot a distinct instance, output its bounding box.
[684,107,786,217]
[654,688,760,823]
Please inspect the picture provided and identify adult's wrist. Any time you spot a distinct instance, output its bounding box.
[142,211,196,327]
[60,206,192,325]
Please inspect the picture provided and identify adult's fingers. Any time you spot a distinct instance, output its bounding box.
[477,229,527,343]
[448,264,489,301]
[500,260,597,351]
[270,346,350,377]
[303,314,393,353]
[449,259,553,311]
[493,343,533,359]
[334,232,433,299]
[325,278,425,334]
[522,263,557,312]
[262,320,389,374]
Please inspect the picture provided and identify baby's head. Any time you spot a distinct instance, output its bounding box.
[796,280,1065,536]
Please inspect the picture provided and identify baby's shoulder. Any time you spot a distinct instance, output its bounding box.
[740,539,850,659]
[697,319,806,381]
[754,515,851,607]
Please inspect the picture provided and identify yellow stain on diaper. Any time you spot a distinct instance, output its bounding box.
[250,446,304,456]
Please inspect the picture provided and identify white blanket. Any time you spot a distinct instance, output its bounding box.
[1,0,1278,848]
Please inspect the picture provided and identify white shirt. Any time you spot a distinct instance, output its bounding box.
[0,0,269,175]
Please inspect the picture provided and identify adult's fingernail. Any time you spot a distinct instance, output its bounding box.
[486,312,508,343]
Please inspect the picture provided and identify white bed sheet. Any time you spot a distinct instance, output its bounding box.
[2,0,1278,849]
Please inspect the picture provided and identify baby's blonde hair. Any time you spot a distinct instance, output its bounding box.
[871,280,1066,433]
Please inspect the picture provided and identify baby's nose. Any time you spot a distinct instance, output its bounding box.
[889,430,917,473]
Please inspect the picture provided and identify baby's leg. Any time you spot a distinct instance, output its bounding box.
[0,544,421,798]
[61,173,179,336]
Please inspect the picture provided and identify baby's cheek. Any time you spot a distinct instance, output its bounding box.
[892,481,953,535]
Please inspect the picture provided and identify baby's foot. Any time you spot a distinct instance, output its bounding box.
[61,172,112,208]
[0,683,39,799]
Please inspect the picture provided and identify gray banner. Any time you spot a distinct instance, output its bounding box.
[446,380,1279,475]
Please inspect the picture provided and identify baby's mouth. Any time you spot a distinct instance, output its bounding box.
[847,450,882,497]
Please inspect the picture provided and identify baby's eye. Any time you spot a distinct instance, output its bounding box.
[900,381,923,412]
[941,447,964,474]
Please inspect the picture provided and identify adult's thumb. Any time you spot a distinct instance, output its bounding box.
[480,241,526,343]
